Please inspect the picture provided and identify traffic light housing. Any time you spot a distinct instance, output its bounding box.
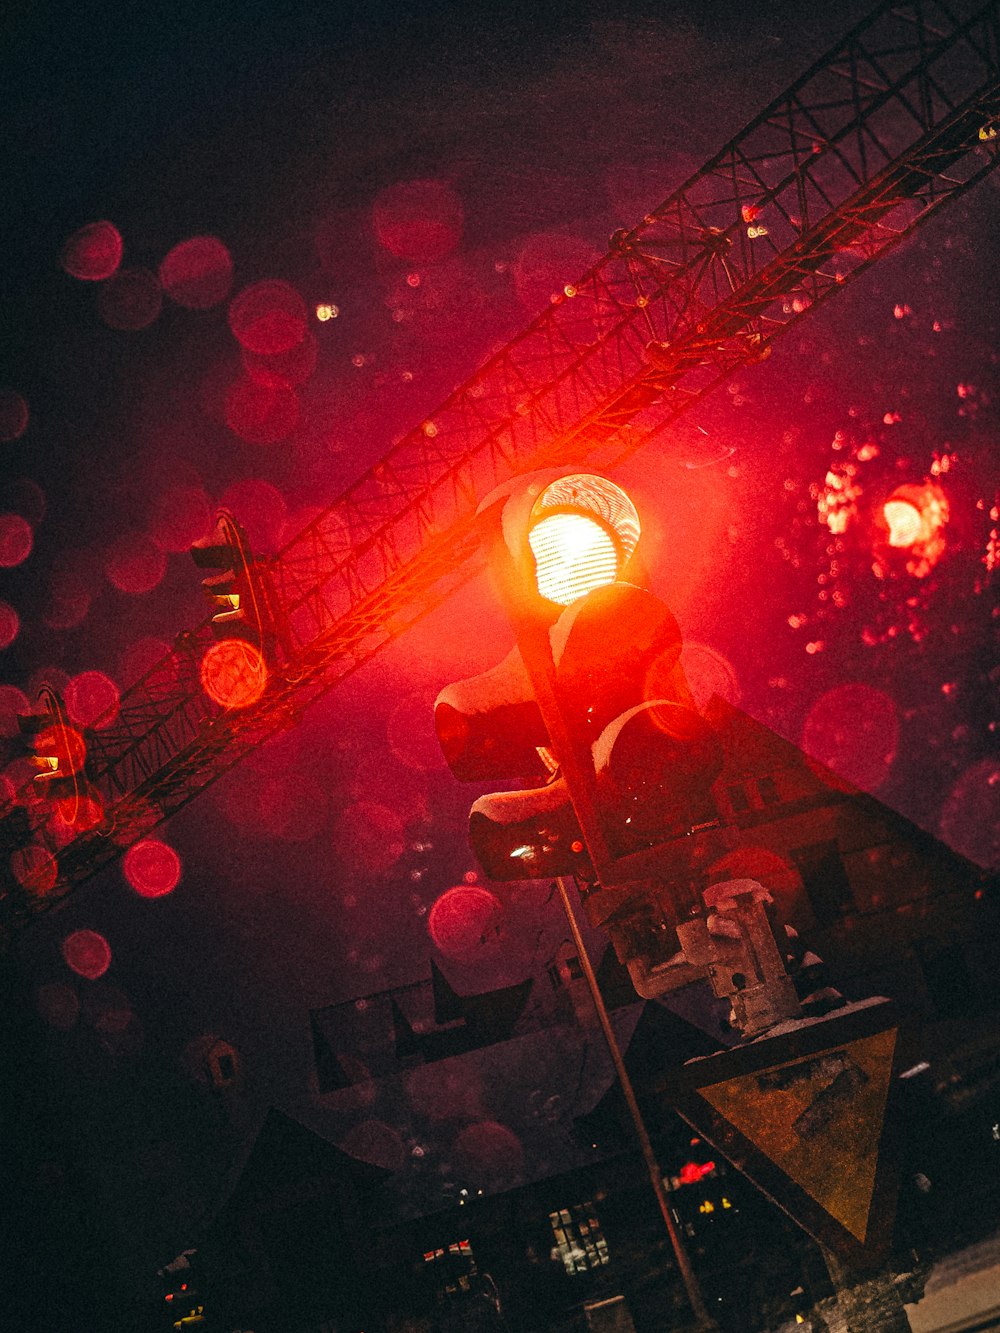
[15,689,88,801]
[435,470,723,884]
[190,511,277,654]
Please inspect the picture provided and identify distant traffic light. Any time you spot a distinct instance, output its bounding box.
[190,511,277,652]
[16,689,87,800]
[435,470,723,884]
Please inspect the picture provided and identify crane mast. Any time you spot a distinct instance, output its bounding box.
[3,0,999,926]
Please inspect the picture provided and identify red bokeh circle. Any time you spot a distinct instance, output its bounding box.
[159,236,233,309]
[96,267,163,330]
[200,639,268,710]
[802,683,898,793]
[105,533,167,594]
[373,179,464,261]
[228,280,307,355]
[224,372,299,444]
[428,885,503,962]
[61,929,112,980]
[60,221,123,281]
[65,670,120,730]
[0,513,33,568]
[0,601,20,649]
[0,389,30,442]
[124,838,182,897]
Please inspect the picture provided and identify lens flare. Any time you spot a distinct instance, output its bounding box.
[124,838,181,897]
[200,639,268,710]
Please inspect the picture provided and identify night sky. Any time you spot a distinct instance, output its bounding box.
[3,0,999,1317]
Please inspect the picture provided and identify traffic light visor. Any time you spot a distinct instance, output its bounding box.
[527,474,640,605]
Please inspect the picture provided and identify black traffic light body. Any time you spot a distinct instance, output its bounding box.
[190,511,278,655]
[435,470,723,885]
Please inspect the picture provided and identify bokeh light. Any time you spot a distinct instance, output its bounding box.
[428,885,503,961]
[60,221,123,281]
[218,478,287,552]
[200,639,268,710]
[228,279,307,355]
[105,532,167,594]
[159,235,233,308]
[124,838,182,897]
[0,684,30,738]
[0,600,20,649]
[454,1120,524,1187]
[224,372,300,444]
[939,759,1000,870]
[65,670,120,729]
[802,682,899,792]
[884,498,923,548]
[677,641,741,709]
[52,792,105,837]
[242,329,318,387]
[11,844,59,896]
[96,267,163,330]
[0,389,30,442]
[61,929,112,980]
[42,566,92,631]
[373,179,464,261]
[386,693,446,772]
[0,513,33,567]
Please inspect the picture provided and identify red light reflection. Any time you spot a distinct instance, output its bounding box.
[124,838,181,897]
[60,221,123,281]
[61,929,112,980]
[454,1120,524,1186]
[159,236,233,308]
[105,533,167,594]
[66,671,120,729]
[200,640,268,710]
[373,179,464,261]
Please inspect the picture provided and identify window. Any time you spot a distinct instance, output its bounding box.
[791,841,854,925]
[549,1203,610,1275]
[423,1240,476,1299]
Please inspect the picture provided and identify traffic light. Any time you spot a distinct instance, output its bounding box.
[190,511,277,652]
[15,690,87,800]
[435,470,723,884]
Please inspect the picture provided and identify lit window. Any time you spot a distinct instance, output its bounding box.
[549,1203,610,1275]
[423,1239,477,1299]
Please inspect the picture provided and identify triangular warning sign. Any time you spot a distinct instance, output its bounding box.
[658,999,908,1265]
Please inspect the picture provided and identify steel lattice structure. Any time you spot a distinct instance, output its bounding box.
[3,0,999,928]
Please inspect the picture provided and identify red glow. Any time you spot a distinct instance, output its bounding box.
[66,671,120,730]
[42,567,92,630]
[0,513,33,568]
[332,801,406,877]
[373,179,464,261]
[224,372,300,444]
[34,719,87,776]
[678,642,742,709]
[124,838,181,897]
[802,683,898,792]
[228,280,308,355]
[215,765,327,843]
[218,478,287,552]
[11,844,59,896]
[60,221,123,281]
[96,267,163,330]
[159,235,233,308]
[679,1160,716,1185]
[454,1121,524,1185]
[708,847,802,903]
[62,929,112,979]
[200,639,268,710]
[940,759,1000,870]
[36,982,80,1031]
[105,533,167,594]
[0,601,20,649]
[53,793,104,836]
[0,389,29,442]
[242,330,318,387]
[884,499,923,547]
[0,684,30,738]
[149,484,212,552]
[428,886,503,962]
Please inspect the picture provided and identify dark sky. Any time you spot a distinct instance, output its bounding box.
[2,0,999,1318]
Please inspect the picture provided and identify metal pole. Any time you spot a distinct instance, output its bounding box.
[554,876,716,1330]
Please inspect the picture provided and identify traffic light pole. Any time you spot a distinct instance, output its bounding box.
[555,876,716,1331]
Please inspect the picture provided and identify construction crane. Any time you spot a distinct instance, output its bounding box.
[2,0,999,928]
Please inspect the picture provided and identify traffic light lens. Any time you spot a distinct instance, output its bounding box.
[883,498,922,548]
[528,512,619,605]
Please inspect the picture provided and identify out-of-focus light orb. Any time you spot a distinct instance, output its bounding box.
[340,1119,406,1171]
[96,267,163,330]
[159,235,233,308]
[454,1120,524,1187]
[61,929,112,980]
[149,483,212,553]
[0,513,33,568]
[60,221,123,281]
[315,303,339,321]
[0,600,20,649]
[42,567,92,630]
[124,838,181,897]
[65,670,120,730]
[802,682,898,793]
[332,800,406,877]
[105,532,167,594]
[884,498,924,548]
[218,478,287,553]
[0,389,30,442]
[53,792,104,837]
[36,982,80,1031]
[224,372,300,445]
[677,642,741,710]
[242,330,318,388]
[200,640,268,710]
[373,179,464,261]
[228,279,307,355]
[428,885,503,962]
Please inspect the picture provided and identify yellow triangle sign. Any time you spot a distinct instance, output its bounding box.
[698,1028,897,1243]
